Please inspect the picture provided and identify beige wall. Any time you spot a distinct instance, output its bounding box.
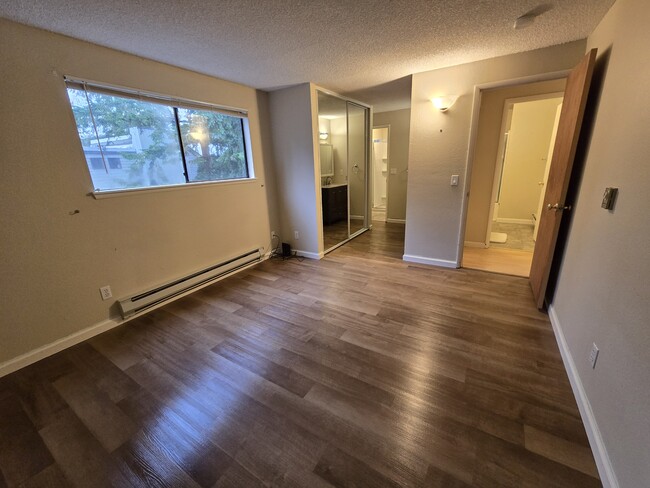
[373,109,411,221]
[0,19,277,367]
[465,79,566,243]
[551,0,650,486]
[499,97,563,221]
[404,40,586,265]
[268,83,321,256]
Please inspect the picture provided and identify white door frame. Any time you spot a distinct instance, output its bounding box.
[456,70,571,267]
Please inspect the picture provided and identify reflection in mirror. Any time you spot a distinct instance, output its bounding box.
[318,91,349,251]
[347,102,368,236]
[320,144,334,177]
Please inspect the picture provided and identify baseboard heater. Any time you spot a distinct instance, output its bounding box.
[118,248,261,319]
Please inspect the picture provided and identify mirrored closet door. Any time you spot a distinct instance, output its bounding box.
[317,90,369,252]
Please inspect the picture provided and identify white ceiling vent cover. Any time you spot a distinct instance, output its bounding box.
[118,249,261,319]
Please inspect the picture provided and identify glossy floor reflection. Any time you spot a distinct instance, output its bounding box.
[0,223,600,487]
[323,220,349,251]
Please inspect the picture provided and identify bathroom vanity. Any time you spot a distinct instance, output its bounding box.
[321,184,348,225]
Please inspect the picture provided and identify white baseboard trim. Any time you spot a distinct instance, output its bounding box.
[0,253,268,379]
[496,217,534,225]
[0,317,122,378]
[386,218,406,224]
[464,240,488,248]
[403,254,458,268]
[350,215,364,221]
[547,305,619,488]
[295,250,323,260]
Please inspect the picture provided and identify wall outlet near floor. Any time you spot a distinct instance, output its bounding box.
[294,230,300,240]
[271,231,278,240]
[589,342,599,369]
[99,285,112,301]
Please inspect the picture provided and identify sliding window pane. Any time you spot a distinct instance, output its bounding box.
[66,88,185,191]
[177,108,248,182]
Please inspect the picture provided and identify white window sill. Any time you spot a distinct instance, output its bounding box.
[90,177,258,199]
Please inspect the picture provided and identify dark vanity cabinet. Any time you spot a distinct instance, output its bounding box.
[322,185,348,225]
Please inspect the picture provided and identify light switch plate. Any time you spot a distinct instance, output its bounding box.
[450,175,459,186]
[601,187,618,209]
[589,343,599,369]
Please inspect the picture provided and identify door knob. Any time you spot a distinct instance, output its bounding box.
[547,203,572,211]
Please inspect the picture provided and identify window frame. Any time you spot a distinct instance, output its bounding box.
[64,76,256,198]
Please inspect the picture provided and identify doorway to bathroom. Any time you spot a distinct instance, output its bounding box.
[462,80,565,277]
[371,126,389,222]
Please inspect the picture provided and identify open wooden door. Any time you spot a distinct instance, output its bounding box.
[529,49,597,309]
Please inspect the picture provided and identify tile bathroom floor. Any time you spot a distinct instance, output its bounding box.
[490,222,536,251]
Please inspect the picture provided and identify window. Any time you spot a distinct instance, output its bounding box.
[107,158,122,170]
[177,109,248,182]
[89,157,104,170]
[65,79,253,193]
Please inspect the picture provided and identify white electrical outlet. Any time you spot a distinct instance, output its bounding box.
[99,285,112,301]
[589,343,599,369]
[271,230,278,239]
[294,231,300,240]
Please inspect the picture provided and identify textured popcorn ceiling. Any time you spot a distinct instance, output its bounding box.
[0,0,615,110]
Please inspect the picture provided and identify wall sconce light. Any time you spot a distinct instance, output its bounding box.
[319,132,329,140]
[431,95,459,112]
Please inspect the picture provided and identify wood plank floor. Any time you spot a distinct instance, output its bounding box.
[462,247,533,278]
[323,220,349,251]
[0,223,600,487]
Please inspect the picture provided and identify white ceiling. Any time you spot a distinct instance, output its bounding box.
[0,1,615,112]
